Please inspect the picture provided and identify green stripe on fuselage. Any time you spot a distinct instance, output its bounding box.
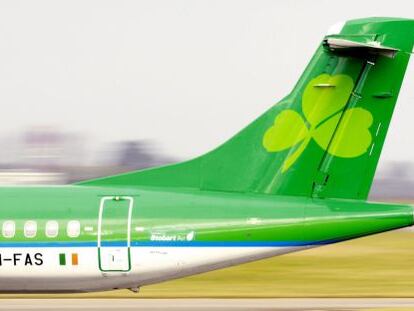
[0,186,410,247]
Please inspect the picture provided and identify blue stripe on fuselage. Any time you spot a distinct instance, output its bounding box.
[0,240,338,248]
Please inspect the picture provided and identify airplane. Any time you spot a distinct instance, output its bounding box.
[0,17,414,293]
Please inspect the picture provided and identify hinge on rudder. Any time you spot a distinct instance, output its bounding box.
[312,170,330,198]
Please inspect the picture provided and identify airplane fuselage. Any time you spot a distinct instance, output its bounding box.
[0,185,411,292]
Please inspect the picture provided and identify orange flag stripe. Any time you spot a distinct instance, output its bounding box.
[71,253,78,266]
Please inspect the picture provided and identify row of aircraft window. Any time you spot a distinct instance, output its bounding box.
[1,220,81,239]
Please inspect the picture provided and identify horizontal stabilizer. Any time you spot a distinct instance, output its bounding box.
[324,37,399,58]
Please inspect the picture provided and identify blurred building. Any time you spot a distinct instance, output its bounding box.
[0,170,66,185]
[0,127,176,185]
[370,161,414,201]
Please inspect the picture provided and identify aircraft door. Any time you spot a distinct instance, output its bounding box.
[98,196,133,272]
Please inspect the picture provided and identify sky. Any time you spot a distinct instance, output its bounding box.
[0,0,414,169]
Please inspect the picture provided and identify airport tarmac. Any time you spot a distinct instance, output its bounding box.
[1,298,414,310]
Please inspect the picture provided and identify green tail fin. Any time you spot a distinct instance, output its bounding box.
[77,17,414,200]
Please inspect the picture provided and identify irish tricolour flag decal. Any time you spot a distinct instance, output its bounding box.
[59,253,78,266]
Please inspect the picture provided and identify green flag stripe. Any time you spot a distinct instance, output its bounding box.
[59,253,66,266]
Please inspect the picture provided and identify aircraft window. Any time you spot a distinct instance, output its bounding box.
[24,220,37,238]
[67,220,80,238]
[2,221,15,238]
[46,220,59,238]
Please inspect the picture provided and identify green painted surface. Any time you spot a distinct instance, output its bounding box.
[0,186,411,247]
[263,73,363,172]
[100,198,130,244]
[0,18,412,287]
[76,17,414,201]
